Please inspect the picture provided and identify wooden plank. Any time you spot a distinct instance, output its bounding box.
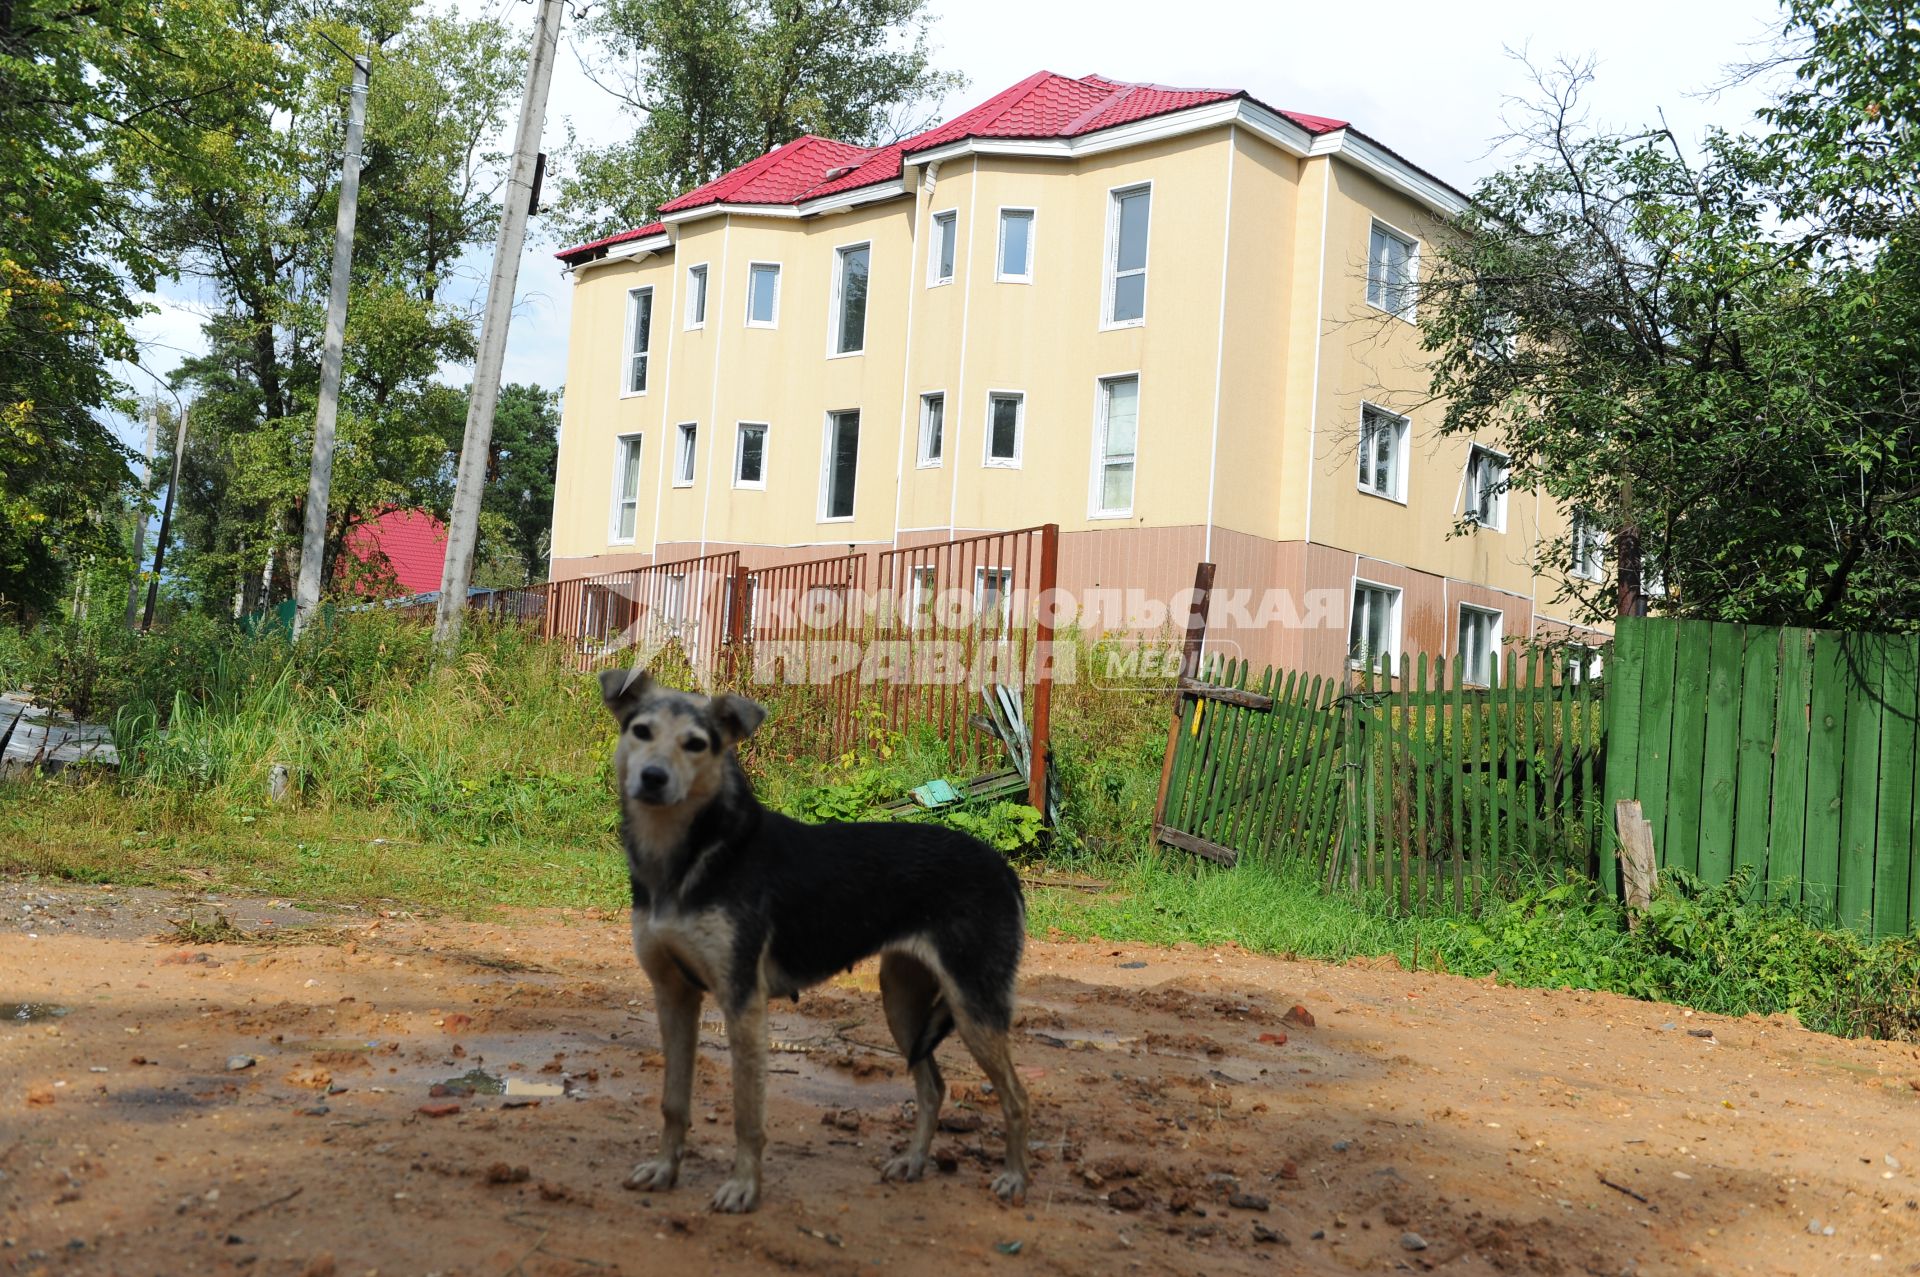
[1631,618,1680,878]
[1697,621,1745,883]
[1307,676,1347,877]
[1615,799,1657,918]
[1237,666,1289,861]
[1258,671,1309,858]
[1768,630,1814,903]
[1837,635,1886,932]
[1395,652,1413,913]
[1515,647,1540,877]
[1600,616,1647,892]
[1872,636,1917,939]
[1224,666,1278,854]
[1662,619,1714,877]
[1411,653,1431,912]
[1802,630,1851,922]
[1731,626,1782,882]
[1155,824,1240,867]
[1177,676,1275,711]
[1447,654,1467,911]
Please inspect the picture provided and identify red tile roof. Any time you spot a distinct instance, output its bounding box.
[342,508,447,596]
[556,73,1353,263]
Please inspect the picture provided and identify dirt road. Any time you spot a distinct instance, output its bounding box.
[1,878,1917,1276]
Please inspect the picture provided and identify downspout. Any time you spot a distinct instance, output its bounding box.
[945,156,982,540]
[651,240,685,559]
[888,164,933,550]
[1303,156,1332,549]
[696,216,735,559]
[1201,125,1239,564]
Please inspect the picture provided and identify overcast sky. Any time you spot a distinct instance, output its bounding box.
[120,0,1787,447]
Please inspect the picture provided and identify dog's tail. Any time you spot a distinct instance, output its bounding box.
[907,993,956,1069]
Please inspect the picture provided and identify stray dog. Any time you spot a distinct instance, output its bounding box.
[599,669,1031,1213]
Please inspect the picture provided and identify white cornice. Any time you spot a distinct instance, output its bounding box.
[1332,131,1468,217]
[659,177,910,229]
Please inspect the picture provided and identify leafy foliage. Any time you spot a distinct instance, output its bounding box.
[480,384,560,585]
[555,0,963,243]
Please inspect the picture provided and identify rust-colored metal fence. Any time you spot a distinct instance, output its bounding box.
[729,551,870,759]
[540,551,741,672]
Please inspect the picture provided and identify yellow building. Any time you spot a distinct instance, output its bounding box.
[550,72,1607,679]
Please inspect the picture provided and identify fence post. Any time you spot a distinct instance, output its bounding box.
[726,566,750,683]
[1027,524,1060,815]
[1152,561,1216,831]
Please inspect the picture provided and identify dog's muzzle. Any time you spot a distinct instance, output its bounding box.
[633,765,672,804]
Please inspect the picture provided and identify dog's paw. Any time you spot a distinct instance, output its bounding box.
[710,1175,760,1213]
[990,1170,1028,1205]
[880,1153,927,1183]
[624,1158,679,1191]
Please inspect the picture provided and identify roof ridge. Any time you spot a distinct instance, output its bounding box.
[1061,80,1140,135]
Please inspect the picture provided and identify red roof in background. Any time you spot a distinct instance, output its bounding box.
[556,73,1353,264]
[343,508,447,596]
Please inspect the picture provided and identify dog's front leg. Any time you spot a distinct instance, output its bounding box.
[627,963,700,1191]
[710,995,768,1213]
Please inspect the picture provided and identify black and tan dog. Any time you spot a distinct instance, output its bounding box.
[599,669,1031,1213]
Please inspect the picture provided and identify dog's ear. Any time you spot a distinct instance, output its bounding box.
[598,668,651,721]
[710,693,766,747]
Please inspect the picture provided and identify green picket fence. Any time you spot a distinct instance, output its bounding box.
[1603,616,1920,937]
[1155,650,1606,912]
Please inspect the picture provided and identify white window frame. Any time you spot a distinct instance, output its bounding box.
[1457,604,1503,686]
[1357,403,1410,504]
[927,209,957,287]
[733,421,768,490]
[996,207,1035,284]
[907,564,938,629]
[1570,510,1605,581]
[672,421,697,488]
[685,262,709,329]
[621,286,653,397]
[917,391,946,468]
[974,565,1013,629]
[1565,641,1604,685]
[1088,372,1140,518]
[1348,579,1402,673]
[1366,218,1419,322]
[1100,181,1152,329]
[818,409,860,523]
[1463,444,1509,531]
[827,240,871,357]
[745,261,781,328]
[983,390,1024,468]
[609,433,644,545]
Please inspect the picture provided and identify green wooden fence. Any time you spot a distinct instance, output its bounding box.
[1155,650,1606,911]
[1602,616,1920,936]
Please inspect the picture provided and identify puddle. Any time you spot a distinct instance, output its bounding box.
[504,1078,565,1098]
[1,1002,70,1024]
[431,1068,505,1097]
[284,1038,379,1053]
[1027,1028,1138,1053]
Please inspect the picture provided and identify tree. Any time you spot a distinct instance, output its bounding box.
[481,384,559,585]
[152,3,524,614]
[555,0,962,244]
[0,0,279,616]
[1417,34,1920,632]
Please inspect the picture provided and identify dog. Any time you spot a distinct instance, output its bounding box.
[599,669,1031,1213]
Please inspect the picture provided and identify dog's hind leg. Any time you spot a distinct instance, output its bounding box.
[949,1008,1031,1204]
[626,961,699,1192]
[878,951,949,1183]
[711,993,768,1213]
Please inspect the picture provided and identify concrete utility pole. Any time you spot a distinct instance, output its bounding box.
[142,401,190,632]
[292,50,372,640]
[125,402,160,630]
[433,0,564,656]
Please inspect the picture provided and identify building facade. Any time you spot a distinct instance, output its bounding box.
[549,72,1607,679]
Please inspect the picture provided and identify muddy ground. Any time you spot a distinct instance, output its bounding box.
[1,878,1918,1277]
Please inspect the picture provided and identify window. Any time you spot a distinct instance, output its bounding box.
[917,393,945,467]
[673,422,697,487]
[1104,185,1151,325]
[746,262,780,327]
[1463,445,1508,530]
[1366,221,1417,320]
[1348,581,1401,672]
[985,391,1023,466]
[1571,511,1604,581]
[623,287,653,394]
[831,243,870,355]
[662,572,687,628]
[1565,642,1604,685]
[1474,310,1515,360]
[1091,375,1138,516]
[1458,605,1502,685]
[997,209,1033,282]
[734,422,767,489]
[686,264,708,328]
[975,566,1012,630]
[908,565,937,628]
[1357,404,1409,501]
[820,410,859,520]
[928,210,957,286]
[611,434,643,543]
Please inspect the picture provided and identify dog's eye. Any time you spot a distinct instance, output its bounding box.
[630,722,652,741]
[683,736,708,753]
